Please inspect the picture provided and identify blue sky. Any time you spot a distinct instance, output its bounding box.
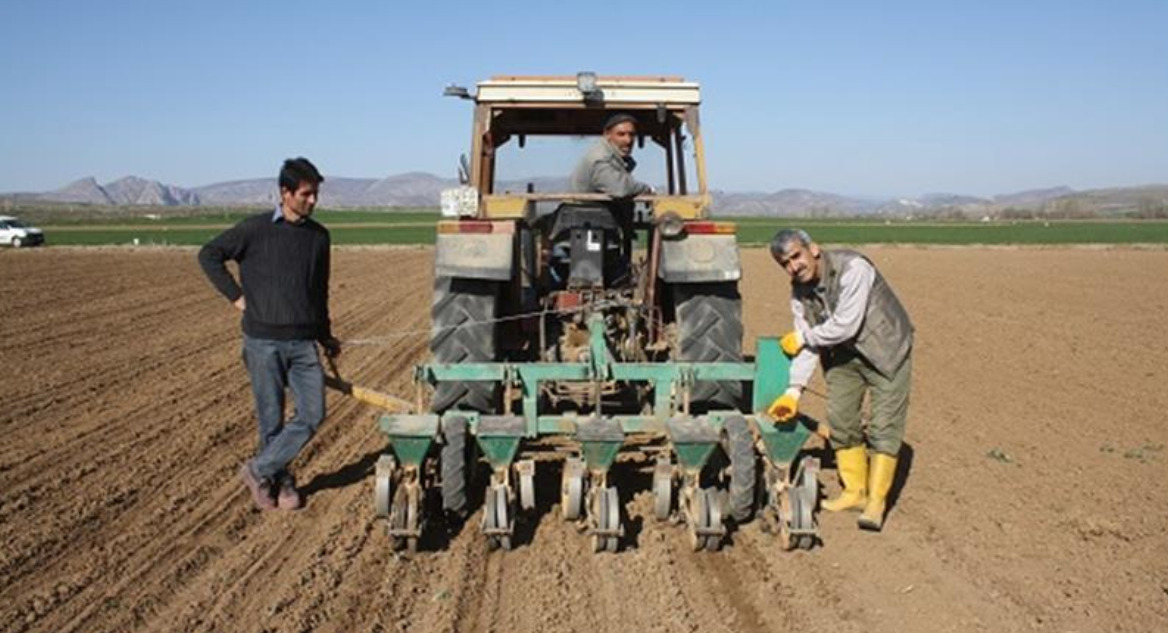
[1,0,1165,197]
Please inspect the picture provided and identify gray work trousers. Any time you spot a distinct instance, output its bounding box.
[824,348,912,457]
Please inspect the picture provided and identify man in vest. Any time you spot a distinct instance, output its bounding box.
[766,229,914,531]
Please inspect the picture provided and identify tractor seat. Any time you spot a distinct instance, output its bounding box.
[546,202,622,243]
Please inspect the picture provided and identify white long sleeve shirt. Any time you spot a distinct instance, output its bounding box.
[788,257,876,389]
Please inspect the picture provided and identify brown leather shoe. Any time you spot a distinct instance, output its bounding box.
[240,462,276,511]
[276,474,302,511]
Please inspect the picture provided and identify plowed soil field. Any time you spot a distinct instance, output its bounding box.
[2,247,1166,633]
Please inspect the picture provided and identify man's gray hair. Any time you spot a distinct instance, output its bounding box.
[771,228,813,257]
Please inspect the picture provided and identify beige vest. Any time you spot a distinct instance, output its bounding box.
[795,249,913,377]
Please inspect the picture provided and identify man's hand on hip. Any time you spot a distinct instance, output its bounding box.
[320,337,342,359]
[233,296,246,311]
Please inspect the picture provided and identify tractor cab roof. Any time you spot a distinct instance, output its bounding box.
[469,75,701,138]
[476,75,700,106]
[448,73,711,218]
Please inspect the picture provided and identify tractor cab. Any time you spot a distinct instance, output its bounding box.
[436,74,741,366]
[441,73,711,223]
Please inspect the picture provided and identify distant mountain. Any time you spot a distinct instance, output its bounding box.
[15,172,575,209]
[713,189,877,216]
[105,176,199,206]
[191,179,276,206]
[993,186,1075,207]
[7,174,457,209]
[45,177,115,205]
[361,172,456,206]
[4,174,1165,218]
[193,173,458,207]
[28,176,199,206]
[1042,185,1168,218]
[918,192,990,206]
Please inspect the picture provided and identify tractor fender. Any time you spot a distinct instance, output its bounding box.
[658,232,741,283]
[434,222,515,280]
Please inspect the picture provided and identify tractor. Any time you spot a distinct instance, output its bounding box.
[372,74,819,553]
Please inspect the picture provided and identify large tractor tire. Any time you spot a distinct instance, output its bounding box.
[674,281,744,412]
[430,277,498,413]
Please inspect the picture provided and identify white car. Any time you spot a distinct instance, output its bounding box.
[0,215,45,248]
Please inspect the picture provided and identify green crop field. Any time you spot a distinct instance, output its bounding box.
[36,208,438,227]
[40,225,439,246]
[732,219,1168,245]
[36,208,441,245]
[40,228,224,246]
[27,209,1168,246]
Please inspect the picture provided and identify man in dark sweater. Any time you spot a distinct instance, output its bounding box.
[198,157,341,511]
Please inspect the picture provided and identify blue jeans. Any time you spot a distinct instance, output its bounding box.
[242,335,326,480]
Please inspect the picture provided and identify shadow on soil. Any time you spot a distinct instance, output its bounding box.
[412,457,664,554]
[889,442,915,513]
[302,448,382,497]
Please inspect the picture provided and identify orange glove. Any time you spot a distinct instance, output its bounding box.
[779,331,804,357]
[766,390,800,423]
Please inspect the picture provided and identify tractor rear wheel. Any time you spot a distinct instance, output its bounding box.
[674,281,743,412]
[430,277,498,413]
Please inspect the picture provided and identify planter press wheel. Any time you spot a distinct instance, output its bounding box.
[688,488,724,552]
[795,459,818,550]
[390,484,419,554]
[373,455,395,519]
[484,485,512,551]
[560,460,585,521]
[704,489,724,552]
[653,467,673,522]
[779,461,818,551]
[590,486,621,554]
[518,463,536,512]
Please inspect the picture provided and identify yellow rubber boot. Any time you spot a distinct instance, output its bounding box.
[821,446,868,512]
[858,453,898,531]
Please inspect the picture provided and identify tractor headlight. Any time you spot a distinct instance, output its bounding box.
[656,211,685,238]
[440,186,479,218]
[577,71,597,94]
[577,71,602,102]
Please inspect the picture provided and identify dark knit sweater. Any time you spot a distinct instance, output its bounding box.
[198,210,332,341]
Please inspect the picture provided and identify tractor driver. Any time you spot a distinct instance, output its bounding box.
[570,112,654,198]
[561,113,654,283]
[766,228,915,532]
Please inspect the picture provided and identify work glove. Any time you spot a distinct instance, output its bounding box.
[780,330,804,357]
[766,388,801,423]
